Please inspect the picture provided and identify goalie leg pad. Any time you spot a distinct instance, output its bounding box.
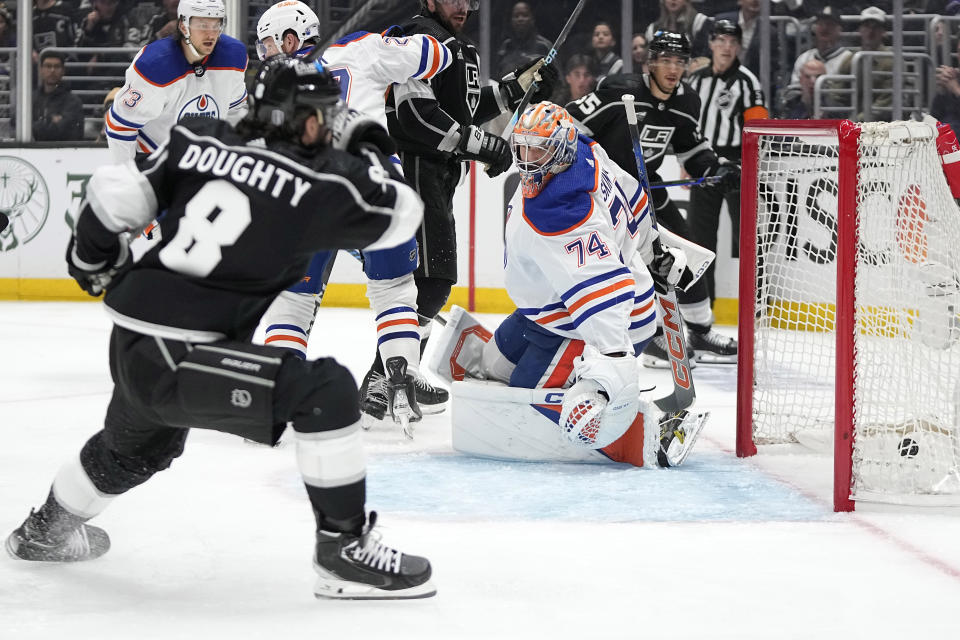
[422,304,493,383]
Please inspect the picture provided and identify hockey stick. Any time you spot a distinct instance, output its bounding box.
[651,175,723,189]
[622,93,697,413]
[499,0,589,139]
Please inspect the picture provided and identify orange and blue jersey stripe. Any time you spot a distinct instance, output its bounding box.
[375,305,419,347]
[411,35,448,80]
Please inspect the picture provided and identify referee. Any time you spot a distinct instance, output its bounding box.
[687,20,769,303]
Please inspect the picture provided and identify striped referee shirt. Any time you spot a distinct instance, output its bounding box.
[687,59,768,160]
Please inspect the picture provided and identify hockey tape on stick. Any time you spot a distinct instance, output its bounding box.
[499,0,589,139]
[622,93,697,412]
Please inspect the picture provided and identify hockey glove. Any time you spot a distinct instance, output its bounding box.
[66,233,131,297]
[559,345,640,449]
[648,239,695,295]
[0,212,8,233]
[500,57,560,108]
[331,107,397,157]
[708,160,741,192]
[457,125,512,177]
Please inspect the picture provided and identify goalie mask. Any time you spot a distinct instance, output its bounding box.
[247,55,343,141]
[511,101,578,198]
[256,0,321,61]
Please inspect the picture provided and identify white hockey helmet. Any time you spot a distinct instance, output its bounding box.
[256,1,322,61]
[179,0,226,26]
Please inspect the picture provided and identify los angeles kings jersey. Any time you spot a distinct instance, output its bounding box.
[565,73,717,182]
[105,35,249,162]
[387,15,508,158]
[317,30,451,129]
[75,118,422,343]
[504,135,659,355]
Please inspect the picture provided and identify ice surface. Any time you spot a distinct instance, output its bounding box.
[2,302,959,639]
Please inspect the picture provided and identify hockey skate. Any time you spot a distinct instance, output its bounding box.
[687,322,737,364]
[413,372,448,415]
[359,369,388,429]
[384,357,422,439]
[6,508,110,562]
[313,511,436,600]
[641,330,697,370]
[656,409,709,467]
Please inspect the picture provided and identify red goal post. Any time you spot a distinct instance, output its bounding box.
[737,119,960,512]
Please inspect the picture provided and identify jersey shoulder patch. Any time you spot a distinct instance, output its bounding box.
[207,35,248,71]
[133,38,191,86]
[522,137,599,235]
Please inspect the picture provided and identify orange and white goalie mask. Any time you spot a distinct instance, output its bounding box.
[511,101,578,198]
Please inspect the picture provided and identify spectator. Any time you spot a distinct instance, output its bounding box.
[932,38,960,132]
[854,6,893,121]
[780,59,826,119]
[76,0,138,48]
[714,0,761,76]
[34,1,79,64]
[143,0,178,42]
[495,1,552,79]
[590,22,622,80]
[551,53,595,105]
[790,6,851,85]
[644,0,712,64]
[632,33,649,74]
[32,50,84,141]
[0,5,15,47]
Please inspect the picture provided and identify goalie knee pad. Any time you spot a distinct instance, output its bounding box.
[559,346,640,449]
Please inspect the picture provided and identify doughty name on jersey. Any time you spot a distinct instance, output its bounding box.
[177,143,312,207]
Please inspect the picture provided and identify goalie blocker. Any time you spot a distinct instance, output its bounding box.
[426,306,708,467]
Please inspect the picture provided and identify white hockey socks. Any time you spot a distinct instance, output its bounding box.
[51,453,117,520]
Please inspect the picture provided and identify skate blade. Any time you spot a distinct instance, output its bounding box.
[313,575,437,600]
[360,412,383,431]
[417,401,447,416]
[663,411,709,467]
[693,353,736,365]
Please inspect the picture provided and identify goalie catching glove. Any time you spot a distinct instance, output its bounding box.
[648,239,695,295]
[331,107,397,156]
[457,125,512,177]
[66,233,131,297]
[559,345,640,449]
[500,57,560,109]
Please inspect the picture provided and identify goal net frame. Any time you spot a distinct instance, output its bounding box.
[736,119,960,512]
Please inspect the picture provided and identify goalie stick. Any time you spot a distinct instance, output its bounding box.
[498,0,589,140]
[622,93,697,412]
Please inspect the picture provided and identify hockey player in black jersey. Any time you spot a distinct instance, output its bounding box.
[373,0,558,413]
[6,56,436,600]
[565,30,740,367]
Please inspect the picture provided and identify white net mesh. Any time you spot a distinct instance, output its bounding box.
[750,121,960,505]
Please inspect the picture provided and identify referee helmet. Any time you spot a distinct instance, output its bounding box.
[711,20,742,42]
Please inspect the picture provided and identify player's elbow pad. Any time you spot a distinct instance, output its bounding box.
[363,183,424,252]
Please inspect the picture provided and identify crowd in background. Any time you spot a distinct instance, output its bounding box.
[3,0,960,142]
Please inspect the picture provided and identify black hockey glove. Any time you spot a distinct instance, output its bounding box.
[331,107,397,157]
[648,239,695,295]
[457,125,512,177]
[0,212,8,233]
[500,57,560,109]
[66,234,131,297]
[709,161,741,192]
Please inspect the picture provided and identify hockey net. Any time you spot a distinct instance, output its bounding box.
[737,120,960,511]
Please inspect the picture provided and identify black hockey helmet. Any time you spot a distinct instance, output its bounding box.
[246,54,341,139]
[649,30,692,61]
[711,19,742,42]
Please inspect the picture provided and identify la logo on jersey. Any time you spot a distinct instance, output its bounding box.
[178,94,221,121]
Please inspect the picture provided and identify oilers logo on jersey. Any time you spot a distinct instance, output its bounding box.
[178,94,221,120]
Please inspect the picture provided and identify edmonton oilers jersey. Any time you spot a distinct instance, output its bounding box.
[105,35,249,162]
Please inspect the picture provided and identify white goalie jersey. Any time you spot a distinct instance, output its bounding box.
[505,136,660,355]
[106,35,249,162]
[318,30,451,128]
